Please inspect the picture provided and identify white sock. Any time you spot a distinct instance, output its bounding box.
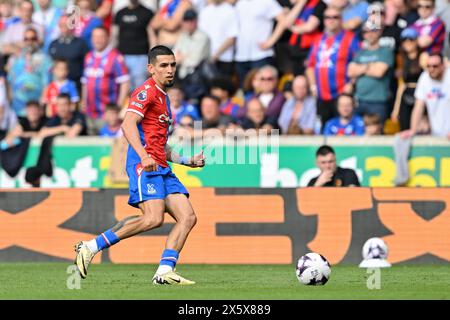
[85,239,99,254]
[156,265,173,275]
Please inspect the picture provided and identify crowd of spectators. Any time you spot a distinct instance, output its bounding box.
[0,0,450,143]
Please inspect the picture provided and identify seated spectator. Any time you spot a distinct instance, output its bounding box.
[200,94,233,134]
[167,85,200,124]
[391,28,424,131]
[2,0,44,56]
[72,0,104,49]
[99,104,122,137]
[363,113,382,135]
[173,8,210,101]
[49,15,90,88]
[281,80,294,101]
[7,100,47,140]
[411,0,446,54]
[323,94,365,136]
[401,52,450,139]
[150,0,193,48]
[32,0,63,52]
[278,75,316,135]
[40,93,88,138]
[307,145,360,187]
[239,65,286,120]
[209,77,240,120]
[348,21,394,124]
[242,68,261,102]
[41,59,79,117]
[6,27,52,116]
[238,98,278,133]
[172,114,197,140]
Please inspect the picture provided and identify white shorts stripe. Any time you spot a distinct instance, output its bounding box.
[138,173,143,202]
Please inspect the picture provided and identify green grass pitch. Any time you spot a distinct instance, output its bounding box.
[0,263,449,299]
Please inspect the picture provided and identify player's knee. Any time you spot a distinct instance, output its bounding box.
[142,215,164,231]
[182,212,197,229]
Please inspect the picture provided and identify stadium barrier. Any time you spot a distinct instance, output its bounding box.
[1,136,449,188]
[0,188,449,264]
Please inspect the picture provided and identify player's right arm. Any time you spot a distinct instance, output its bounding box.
[121,111,157,172]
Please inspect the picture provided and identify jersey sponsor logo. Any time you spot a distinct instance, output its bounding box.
[147,184,156,195]
[137,90,147,101]
[158,113,171,124]
[131,101,143,108]
[84,67,105,78]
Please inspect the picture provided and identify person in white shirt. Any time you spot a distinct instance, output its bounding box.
[234,0,287,86]
[198,0,239,77]
[32,0,62,52]
[401,52,450,139]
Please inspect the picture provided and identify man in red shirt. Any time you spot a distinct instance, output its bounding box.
[74,46,206,285]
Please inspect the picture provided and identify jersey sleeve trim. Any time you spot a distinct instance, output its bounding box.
[126,108,144,118]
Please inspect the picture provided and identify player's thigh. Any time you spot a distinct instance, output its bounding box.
[165,193,196,224]
[138,198,166,226]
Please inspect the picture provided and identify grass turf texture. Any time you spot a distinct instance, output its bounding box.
[0,263,449,299]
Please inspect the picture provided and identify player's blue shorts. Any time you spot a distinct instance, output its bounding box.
[127,163,189,208]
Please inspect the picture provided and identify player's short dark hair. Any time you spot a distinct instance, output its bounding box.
[57,93,71,103]
[25,100,40,108]
[148,45,174,65]
[201,94,221,106]
[316,145,335,157]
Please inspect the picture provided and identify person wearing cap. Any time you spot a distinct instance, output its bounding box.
[411,0,446,53]
[173,8,210,100]
[391,28,424,130]
[348,20,394,124]
[366,1,402,52]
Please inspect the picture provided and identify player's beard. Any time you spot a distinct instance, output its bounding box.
[166,79,175,88]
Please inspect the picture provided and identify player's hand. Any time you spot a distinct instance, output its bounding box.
[315,170,333,187]
[141,155,157,172]
[187,150,206,168]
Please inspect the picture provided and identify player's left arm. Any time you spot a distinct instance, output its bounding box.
[165,144,206,168]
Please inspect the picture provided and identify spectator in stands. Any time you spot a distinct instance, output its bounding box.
[363,113,382,135]
[114,0,154,90]
[323,93,365,136]
[172,113,196,140]
[81,26,130,135]
[7,27,52,116]
[2,0,44,56]
[234,0,287,86]
[240,65,285,120]
[99,103,122,137]
[0,0,21,52]
[391,28,424,130]
[391,0,419,28]
[32,0,62,52]
[96,0,114,31]
[198,0,239,77]
[412,0,446,54]
[41,59,79,117]
[209,77,240,120]
[167,85,200,124]
[242,68,261,101]
[238,97,278,133]
[367,2,402,53]
[401,52,450,139]
[306,6,360,126]
[307,145,360,187]
[200,94,233,133]
[260,0,326,76]
[335,0,369,32]
[348,21,394,124]
[437,0,450,59]
[0,75,17,141]
[281,80,294,101]
[40,93,88,138]
[49,15,90,88]
[278,74,316,135]
[3,100,47,142]
[72,0,104,49]
[150,0,193,48]
[173,8,210,99]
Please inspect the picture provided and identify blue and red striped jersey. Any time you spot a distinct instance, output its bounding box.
[412,15,446,53]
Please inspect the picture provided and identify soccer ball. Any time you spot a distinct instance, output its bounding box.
[362,237,388,260]
[296,253,331,285]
